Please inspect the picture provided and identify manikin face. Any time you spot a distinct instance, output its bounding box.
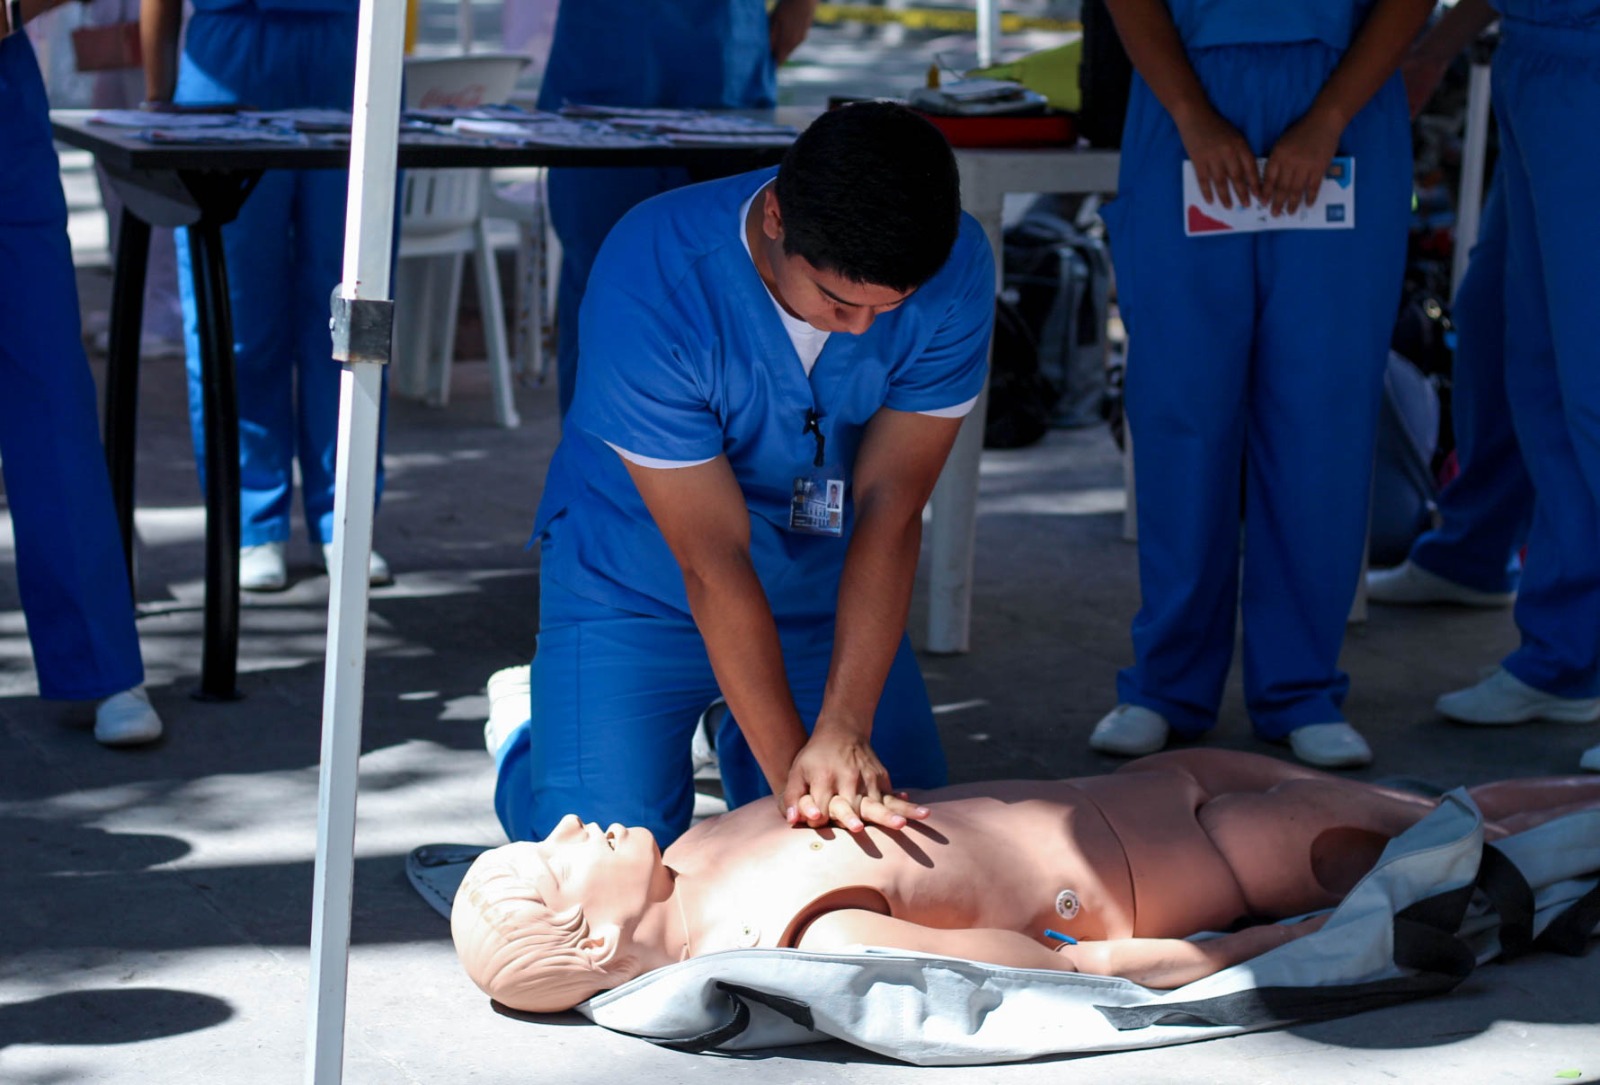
[755,188,915,336]
[528,815,667,934]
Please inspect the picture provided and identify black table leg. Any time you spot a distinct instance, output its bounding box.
[187,219,244,702]
[103,209,151,593]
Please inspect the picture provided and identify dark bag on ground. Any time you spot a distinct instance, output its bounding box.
[983,207,1113,449]
[1371,350,1442,567]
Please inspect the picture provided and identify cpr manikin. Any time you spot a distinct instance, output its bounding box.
[453,750,1600,1013]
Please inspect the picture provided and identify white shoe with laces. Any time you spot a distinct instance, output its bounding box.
[322,543,393,587]
[1286,722,1372,769]
[1089,704,1170,757]
[1436,667,1600,726]
[239,541,288,592]
[1366,560,1514,608]
[95,686,163,746]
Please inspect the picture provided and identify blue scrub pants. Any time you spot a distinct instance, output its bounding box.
[1407,173,1534,594]
[174,7,383,547]
[1493,20,1600,699]
[548,167,692,418]
[493,576,950,846]
[0,35,144,700]
[1104,42,1411,738]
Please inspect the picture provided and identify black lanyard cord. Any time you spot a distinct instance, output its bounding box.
[803,409,826,468]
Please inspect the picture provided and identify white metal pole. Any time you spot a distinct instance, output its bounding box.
[976,0,999,69]
[1452,57,1492,302]
[304,0,405,1076]
[457,0,474,51]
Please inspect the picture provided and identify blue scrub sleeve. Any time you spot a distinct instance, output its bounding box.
[882,226,994,414]
[567,270,726,463]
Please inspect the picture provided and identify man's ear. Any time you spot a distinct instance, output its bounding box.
[762,187,785,243]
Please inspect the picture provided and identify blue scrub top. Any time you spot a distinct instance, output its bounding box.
[535,167,994,623]
[1165,0,1378,50]
[537,0,775,111]
[1488,0,1600,25]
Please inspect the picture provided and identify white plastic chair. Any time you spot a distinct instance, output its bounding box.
[395,53,533,428]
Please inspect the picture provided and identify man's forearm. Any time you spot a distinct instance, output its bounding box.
[1102,0,1215,129]
[1413,0,1495,64]
[140,0,181,103]
[682,551,810,793]
[816,494,923,739]
[1302,0,1438,131]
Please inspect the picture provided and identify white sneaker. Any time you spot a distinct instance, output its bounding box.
[484,665,531,757]
[1286,722,1372,769]
[321,543,394,587]
[95,686,163,747]
[1436,667,1600,726]
[1366,560,1514,608]
[240,541,289,592]
[1582,745,1600,773]
[692,699,726,781]
[1089,704,1170,757]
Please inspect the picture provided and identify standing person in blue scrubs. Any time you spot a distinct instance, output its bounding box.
[494,103,994,846]
[1370,0,1535,608]
[1092,0,1431,768]
[142,0,390,592]
[1,11,164,745]
[538,0,818,418]
[1429,0,1600,772]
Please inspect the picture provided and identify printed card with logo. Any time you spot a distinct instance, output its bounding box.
[1182,156,1355,237]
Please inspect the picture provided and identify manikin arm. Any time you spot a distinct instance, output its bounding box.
[798,910,1326,990]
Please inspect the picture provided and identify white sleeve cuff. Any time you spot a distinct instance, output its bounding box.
[918,394,981,420]
[605,441,717,471]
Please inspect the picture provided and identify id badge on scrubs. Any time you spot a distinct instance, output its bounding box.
[789,467,845,536]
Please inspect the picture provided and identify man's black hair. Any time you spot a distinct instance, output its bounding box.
[773,101,961,293]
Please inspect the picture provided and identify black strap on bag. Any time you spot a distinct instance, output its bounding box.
[647,983,814,1054]
[1474,843,1538,960]
[1097,884,1479,1032]
[1533,880,1600,958]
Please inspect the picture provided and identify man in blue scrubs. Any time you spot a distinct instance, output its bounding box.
[1431,0,1600,772]
[1371,0,1532,608]
[1092,0,1430,768]
[142,0,390,593]
[495,103,994,846]
[1,13,163,745]
[538,0,818,417]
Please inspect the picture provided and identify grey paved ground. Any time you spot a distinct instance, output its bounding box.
[7,19,1600,1085]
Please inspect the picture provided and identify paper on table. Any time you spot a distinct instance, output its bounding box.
[449,118,667,147]
[90,109,237,128]
[1183,156,1355,236]
[237,108,353,132]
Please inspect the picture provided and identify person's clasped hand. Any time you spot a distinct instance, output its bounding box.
[1262,110,1341,217]
[780,721,929,833]
[1176,107,1260,211]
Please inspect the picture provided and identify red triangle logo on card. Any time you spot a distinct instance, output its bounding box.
[1187,204,1231,233]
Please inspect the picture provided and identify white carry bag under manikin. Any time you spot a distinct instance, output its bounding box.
[569,794,1600,1066]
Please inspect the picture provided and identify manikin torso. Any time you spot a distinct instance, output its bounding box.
[663,774,1255,956]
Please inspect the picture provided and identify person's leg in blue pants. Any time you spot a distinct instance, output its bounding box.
[1107,70,1252,737]
[547,167,690,418]
[175,11,380,551]
[1493,27,1600,705]
[1106,43,1409,754]
[1240,74,1411,736]
[0,35,145,702]
[494,578,948,845]
[1392,174,1535,595]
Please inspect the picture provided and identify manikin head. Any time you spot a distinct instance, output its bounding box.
[451,816,676,1013]
[754,100,962,336]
